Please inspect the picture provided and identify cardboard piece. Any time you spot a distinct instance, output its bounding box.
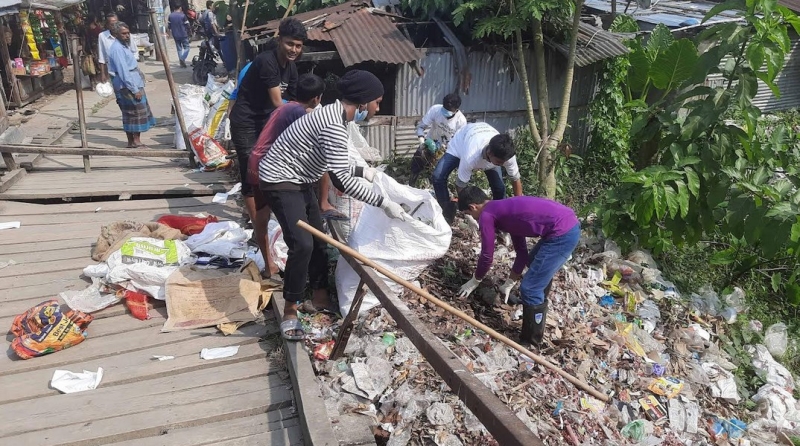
[162,261,264,331]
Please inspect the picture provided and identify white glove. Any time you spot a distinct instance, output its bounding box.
[465,215,480,233]
[418,136,425,144]
[499,278,518,304]
[458,276,481,298]
[381,200,406,220]
[363,167,378,182]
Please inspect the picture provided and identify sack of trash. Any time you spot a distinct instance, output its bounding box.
[175,84,207,150]
[335,172,452,317]
[9,300,94,359]
[188,126,230,169]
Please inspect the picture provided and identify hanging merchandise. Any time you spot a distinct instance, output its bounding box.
[20,11,40,60]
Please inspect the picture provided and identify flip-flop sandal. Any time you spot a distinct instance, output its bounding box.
[280,318,305,341]
[299,301,338,316]
[320,209,350,221]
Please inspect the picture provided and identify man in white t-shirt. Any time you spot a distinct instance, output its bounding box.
[409,93,467,185]
[97,12,137,82]
[431,122,523,223]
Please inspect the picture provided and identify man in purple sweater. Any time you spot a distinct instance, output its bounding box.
[456,186,581,346]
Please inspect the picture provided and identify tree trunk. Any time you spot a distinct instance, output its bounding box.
[532,19,550,138]
[514,29,542,146]
[539,0,585,199]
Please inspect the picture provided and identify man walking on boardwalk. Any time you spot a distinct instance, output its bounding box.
[107,22,156,148]
[167,4,191,68]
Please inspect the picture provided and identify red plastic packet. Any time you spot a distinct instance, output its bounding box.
[121,290,151,320]
[9,300,93,359]
[156,214,219,235]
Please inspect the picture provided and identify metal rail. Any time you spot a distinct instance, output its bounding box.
[328,225,544,446]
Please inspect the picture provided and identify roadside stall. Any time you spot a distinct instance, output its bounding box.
[0,0,82,107]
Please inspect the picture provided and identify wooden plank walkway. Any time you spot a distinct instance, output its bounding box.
[0,197,303,446]
[0,155,231,200]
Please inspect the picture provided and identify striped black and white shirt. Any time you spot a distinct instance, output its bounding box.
[258,100,383,207]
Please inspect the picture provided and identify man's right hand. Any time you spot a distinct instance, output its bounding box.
[134,91,143,101]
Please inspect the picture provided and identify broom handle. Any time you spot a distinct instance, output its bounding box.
[297,220,610,402]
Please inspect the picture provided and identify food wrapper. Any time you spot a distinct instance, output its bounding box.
[648,376,684,399]
[10,300,93,359]
[639,395,668,424]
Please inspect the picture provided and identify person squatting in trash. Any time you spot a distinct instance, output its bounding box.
[431,122,523,224]
[245,74,326,279]
[229,17,305,247]
[408,93,467,186]
[106,21,156,149]
[259,70,407,341]
[456,186,580,346]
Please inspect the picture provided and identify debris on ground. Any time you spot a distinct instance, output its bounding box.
[50,367,104,394]
[8,300,94,359]
[200,345,240,360]
[297,215,800,445]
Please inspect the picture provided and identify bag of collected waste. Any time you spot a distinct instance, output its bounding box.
[335,172,452,317]
[9,300,94,359]
[106,237,193,300]
[156,214,219,236]
[203,79,234,138]
[188,125,230,169]
[185,221,249,258]
[175,84,207,150]
[327,122,373,242]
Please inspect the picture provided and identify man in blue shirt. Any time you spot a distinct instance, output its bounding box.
[108,22,156,148]
[167,5,190,68]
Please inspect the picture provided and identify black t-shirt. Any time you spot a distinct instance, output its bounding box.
[230,49,297,129]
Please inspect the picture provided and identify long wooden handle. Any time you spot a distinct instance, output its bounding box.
[297,220,610,402]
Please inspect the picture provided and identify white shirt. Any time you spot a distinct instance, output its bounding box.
[446,122,521,187]
[416,104,467,147]
[97,30,137,75]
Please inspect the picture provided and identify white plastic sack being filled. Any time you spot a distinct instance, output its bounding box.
[335,172,452,317]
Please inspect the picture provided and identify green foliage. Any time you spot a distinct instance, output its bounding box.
[403,0,465,18]
[451,0,574,37]
[597,0,800,306]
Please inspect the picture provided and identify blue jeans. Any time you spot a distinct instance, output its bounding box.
[175,37,190,62]
[431,153,506,211]
[520,223,581,306]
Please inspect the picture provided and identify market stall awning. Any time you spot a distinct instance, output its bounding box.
[0,0,83,16]
[244,1,420,67]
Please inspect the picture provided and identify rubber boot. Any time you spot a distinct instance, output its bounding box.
[520,301,548,346]
[443,201,458,225]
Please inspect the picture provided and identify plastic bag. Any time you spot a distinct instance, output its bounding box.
[328,122,370,242]
[59,278,120,313]
[765,323,789,358]
[749,344,794,389]
[106,238,193,300]
[336,172,452,317]
[156,214,219,236]
[185,221,249,259]
[268,219,288,271]
[94,81,113,98]
[188,126,230,168]
[10,300,93,359]
[348,121,382,162]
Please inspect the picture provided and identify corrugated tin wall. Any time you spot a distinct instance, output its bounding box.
[366,47,599,159]
[706,35,800,112]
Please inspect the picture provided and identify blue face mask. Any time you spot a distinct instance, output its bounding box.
[442,108,455,119]
[354,107,368,122]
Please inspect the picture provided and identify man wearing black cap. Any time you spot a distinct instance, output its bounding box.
[230,17,306,240]
[259,69,406,340]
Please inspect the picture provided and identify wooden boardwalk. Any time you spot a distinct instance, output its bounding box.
[0,194,304,445]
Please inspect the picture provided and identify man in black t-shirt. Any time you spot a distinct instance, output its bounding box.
[230,18,306,239]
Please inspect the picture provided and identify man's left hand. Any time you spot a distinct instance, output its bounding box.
[134,91,143,101]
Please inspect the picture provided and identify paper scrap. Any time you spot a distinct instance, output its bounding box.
[212,193,228,204]
[226,182,242,196]
[152,355,175,361]
[200,346,239,360]
[0,221,21,230]
[51,367,104,394]
[0,259,17,270]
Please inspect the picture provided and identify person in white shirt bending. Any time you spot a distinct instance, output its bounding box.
[431,122,523,223]
[97,12,138,83]
[409,93,467,185]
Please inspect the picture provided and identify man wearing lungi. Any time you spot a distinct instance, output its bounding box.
[107,22,156,148]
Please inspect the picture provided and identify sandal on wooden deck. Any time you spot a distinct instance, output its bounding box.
[280,318,305,341]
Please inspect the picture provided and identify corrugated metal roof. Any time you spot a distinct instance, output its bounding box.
[548,22,629,67]
[781,0,800,12]
[246,1,419,67]
[584,0,742,27]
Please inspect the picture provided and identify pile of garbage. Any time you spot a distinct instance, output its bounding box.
[7,212,273,360]
[306,219,800,445]
[175,74,234,169]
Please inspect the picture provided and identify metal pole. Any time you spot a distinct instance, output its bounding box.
[149,9,195,168]
[69,34,90,173]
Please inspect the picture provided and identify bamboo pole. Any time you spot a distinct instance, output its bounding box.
[273,0,297,37]
[69,35,90,173]
[149,9,195,168]
[297,220,611,402]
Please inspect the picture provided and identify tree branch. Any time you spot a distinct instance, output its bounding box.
[532,19,550,138]
[552,0,585,141]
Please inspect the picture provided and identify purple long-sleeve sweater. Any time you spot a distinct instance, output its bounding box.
[475,196,579,278]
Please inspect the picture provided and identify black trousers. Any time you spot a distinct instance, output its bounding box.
[264,185,328,303]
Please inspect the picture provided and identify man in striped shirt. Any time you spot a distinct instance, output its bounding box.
[259,70,406,340]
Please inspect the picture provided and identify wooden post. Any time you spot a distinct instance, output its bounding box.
[0,23,21,107]
[69,34,90,173]
[149,9,195,168]
[329,281,367,360]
